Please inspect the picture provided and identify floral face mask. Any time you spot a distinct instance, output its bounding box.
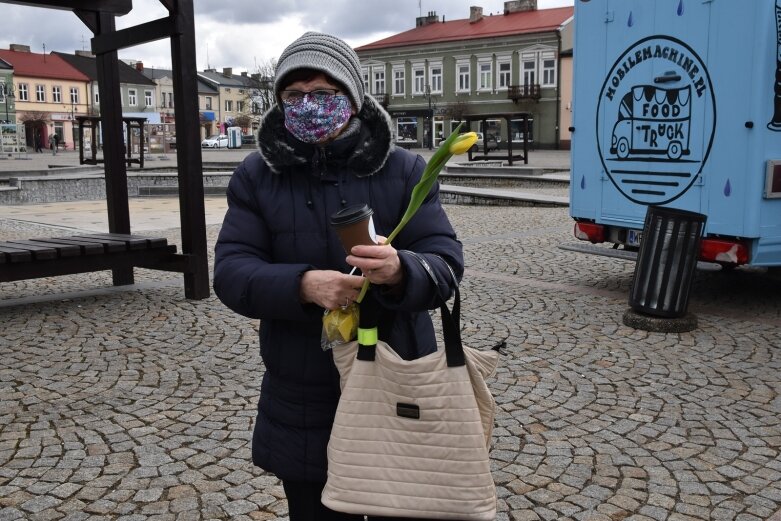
[282,93,352,144]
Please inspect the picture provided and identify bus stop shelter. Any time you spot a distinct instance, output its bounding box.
[1,0,209,300]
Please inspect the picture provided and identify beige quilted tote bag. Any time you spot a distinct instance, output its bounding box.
[322,255,499,520]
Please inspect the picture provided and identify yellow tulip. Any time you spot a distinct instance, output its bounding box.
[449,132,478,155]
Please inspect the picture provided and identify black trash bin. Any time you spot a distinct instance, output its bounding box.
[628,206,707,318]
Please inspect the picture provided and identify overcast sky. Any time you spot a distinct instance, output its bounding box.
[0,1,574,73]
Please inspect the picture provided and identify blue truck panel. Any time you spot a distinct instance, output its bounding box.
[571,0,781,266]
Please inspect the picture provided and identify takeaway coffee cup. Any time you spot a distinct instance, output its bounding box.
[331,204,378,254]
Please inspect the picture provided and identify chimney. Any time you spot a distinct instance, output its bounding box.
[134,61,144,71]
[469,6,484,23]
[9,44,30,52]
[504,0,537,14]
[75,50,94,58]
[223,67,233,77]
[415,10,440,27]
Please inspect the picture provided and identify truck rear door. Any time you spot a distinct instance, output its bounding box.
[596,0,717,225]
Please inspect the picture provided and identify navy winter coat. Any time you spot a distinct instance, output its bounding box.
[213,95,463,483]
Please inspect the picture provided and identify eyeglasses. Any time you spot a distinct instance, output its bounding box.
[281,88,342,102]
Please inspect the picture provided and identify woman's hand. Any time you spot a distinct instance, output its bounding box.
[300,270,365,310]
[346,236,404,288]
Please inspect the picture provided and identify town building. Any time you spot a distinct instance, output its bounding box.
[130,63,177,124]
[197,76,220,139]
[558,20,573,150]
[55,51,158,122]
[198,68,250,135]
[54,51,158,156]
[355,0,573,150]
[0,44,90,150]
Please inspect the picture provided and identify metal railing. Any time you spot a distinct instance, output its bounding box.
[507,84,542,102]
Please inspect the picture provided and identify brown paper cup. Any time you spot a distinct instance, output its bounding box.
[331,204,378,253]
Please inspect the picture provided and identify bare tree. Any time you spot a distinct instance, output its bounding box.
[241,57,276,133]
[443,100,469,122]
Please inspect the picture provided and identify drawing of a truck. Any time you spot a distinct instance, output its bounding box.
[610,85,691,160]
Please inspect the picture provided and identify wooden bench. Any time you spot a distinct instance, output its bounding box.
[0,233,177,283]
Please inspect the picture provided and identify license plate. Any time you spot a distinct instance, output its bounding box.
[627,229,642,247]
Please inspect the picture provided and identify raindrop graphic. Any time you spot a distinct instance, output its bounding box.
[628,11,634,27]
[580,176,586,189]
[724,179,732,197]
[677,0,684,16]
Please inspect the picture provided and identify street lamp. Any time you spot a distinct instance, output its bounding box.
[1,83,14,124]
[424,83,434,150]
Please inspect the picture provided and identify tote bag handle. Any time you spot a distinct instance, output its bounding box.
[358,251,465,367]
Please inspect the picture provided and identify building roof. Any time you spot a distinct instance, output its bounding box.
[138,66,173,81]
[198,69,247,88]
[54,52,155,86]
[356,6,573,51]
[125,64,217,94]
[197,78,219,95]
[0,49,89,81]
[0,57,12,71]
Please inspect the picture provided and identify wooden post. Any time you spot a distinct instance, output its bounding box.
[169,0,209,299]
[94,11,133,286]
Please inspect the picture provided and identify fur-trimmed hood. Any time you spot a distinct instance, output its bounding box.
[256,94,394,177]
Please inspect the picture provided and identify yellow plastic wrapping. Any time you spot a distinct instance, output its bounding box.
[321,304,359,350]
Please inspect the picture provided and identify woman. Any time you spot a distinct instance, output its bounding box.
[213,31,463,521]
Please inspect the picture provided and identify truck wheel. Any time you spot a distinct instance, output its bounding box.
[616,138,630,159]
[667,141,683,160]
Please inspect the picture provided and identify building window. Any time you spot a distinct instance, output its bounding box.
[70,87,79,105]
[52,86,62,103]
[523,61,535,85]
[413,67,425,95]
[457,62,470,93]
[542,52,556,86]
[522,54,536,86]
[144,90,153,107]
[0,82,5,103]
[167,92,174,108]
[479,61,492,91]
[205,96,212,110]
[396,117,417,143]
[362,67,369,93]
[94,90,100,105]
[128,88,137,106]
[36,84,45,102]
[429,64,442,93]
[237,100,244,112]
[497,60,511,89]
[373,68,385,95]
[393,67,405,96]
[18,83,28,101]
[225,100,233,112]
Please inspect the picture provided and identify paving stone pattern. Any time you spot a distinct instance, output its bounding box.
[1,206,780,521]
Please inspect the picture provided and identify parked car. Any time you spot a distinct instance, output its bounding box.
[470,132,500,152]
[201,134,228,148]
[241,134,257,146]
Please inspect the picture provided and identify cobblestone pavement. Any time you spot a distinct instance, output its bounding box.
[1,205,780,521]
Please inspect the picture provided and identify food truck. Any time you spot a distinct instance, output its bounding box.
[569,0,781,267]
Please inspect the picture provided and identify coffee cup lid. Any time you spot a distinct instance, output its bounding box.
[331,204,373,226]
